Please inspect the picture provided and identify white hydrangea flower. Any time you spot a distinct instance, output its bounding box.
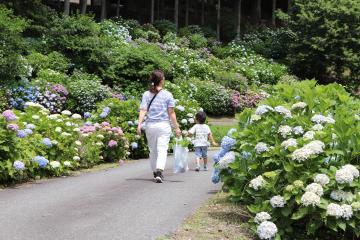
[63,161,71,167]
[312,124,324,131]
[250,114,261,123]
[61,110,72,116]
[278,125,292,138]
[73,156,80,161]
[256,221,278,240]
[75,141,82,146]
[249,176,265,191]
[52,140,58,145]
[311,114,335,124]
[270,195,285,208]
[342,204,353,220]
[255,142,269,154]
[176,105,185,111]
[25,102,44,108]
[50,161,61,169]
[56,119,63,123]
[291,140,325,162]
[303,131,315,140]
[351,202,360,211]
[341,164,359,178]
[188,118,195,124]
[55,127,62,133]
[330,190,354,202]
[255,105,274,116]
[47,114,60,120]
[72,114,82,119]
[97,134,105,139]
[61,132,72,137]
[281,138,297,150]
[335,168,354,184]
[73,128,80,132]
[327,203,343,218]
[305,183,324,196]
[181,119,187,125]
[65,122,73,127]
[186,113,194,118]
[313,174,330,186]
[293,126,304,135]
[301,192,321,207]
[274,106,292,118]
[293,180,304,188]
[254,212,271,224]
[218,152,236,169]
[32,115,40,120]
[291,102,307,110]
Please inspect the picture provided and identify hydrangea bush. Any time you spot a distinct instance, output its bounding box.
[220,81,360,239]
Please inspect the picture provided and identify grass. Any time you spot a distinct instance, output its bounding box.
[158,192,254,240]
[210,125,236,143]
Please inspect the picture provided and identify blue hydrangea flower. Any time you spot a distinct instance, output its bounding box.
[13,160,25,171]
[24,129,33,135]
[103,107,110,113]
[100,112,109,118]
[241,151,252,159]
[26,124,36,129]
[227,128,237,137]
[220,136,236,152]
[128,121,134,126]
[17,130,27,138]
[33,156,49,168]
[131,142,138,150]
[211,168,220,184]
[84,112,92,119]
[42,138,53,147]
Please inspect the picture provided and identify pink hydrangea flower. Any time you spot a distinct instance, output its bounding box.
[2,110,17,121]
[108,140,118,148]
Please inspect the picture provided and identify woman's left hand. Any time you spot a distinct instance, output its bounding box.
[175,127,181,137]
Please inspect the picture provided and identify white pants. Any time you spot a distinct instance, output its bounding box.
[145,121,172,172]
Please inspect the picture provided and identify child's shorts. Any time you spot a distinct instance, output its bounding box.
[195,146,208,159]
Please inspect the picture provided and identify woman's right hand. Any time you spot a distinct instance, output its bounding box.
[175,127,181,137]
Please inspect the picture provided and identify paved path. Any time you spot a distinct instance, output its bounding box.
[0,151,220,240]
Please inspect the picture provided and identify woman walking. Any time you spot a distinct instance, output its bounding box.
[137,70,181,183]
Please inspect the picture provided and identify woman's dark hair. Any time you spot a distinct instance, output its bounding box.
[195,111,207,124]
[149,70,164,93]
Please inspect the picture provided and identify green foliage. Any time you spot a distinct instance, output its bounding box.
[0,6,27,83]
[66,72,110,114]
[32,69,69,90]
[0,89,8,112]
[210,125,237,143]
[26,51,69,75]
[213,71,248,93]
[285,0,360,89]
[193,81,232,116]
[220,80,360,238]
[188,34,208,50]
[154,19,177,36]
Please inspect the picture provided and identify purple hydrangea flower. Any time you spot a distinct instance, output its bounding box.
[7,124,19,131]
[13,160,25,171]
[131,142,138,149]
[17,130,27,138]
[25,124,36,129]
[51,84,68,96]
[24,129,33,135]
[108,140,118,148]
[2,110,17,121]
[42,138,53,147]
[100,112,109,118]
[103,107,110,113]
[84,112,92,119]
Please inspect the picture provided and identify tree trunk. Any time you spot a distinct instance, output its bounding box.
[80,0,87,14]
[201,0,205,25]
[174,0,179,30]
[288,0,292,14]
[151,0,155,23]
[236,0,242,40]
[100,0,107,21]
[255,0,261,25]
[57,0,61,11]
[185,0,189,26]
[64,0,70,15]
[116,0,121,17]
[272,0,277,25]
[217,0,221,41]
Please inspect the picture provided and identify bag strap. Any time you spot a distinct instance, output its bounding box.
[147,89,162,112]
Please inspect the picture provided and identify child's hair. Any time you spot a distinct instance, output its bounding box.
[195,111,207,124]
[149,70,164,93]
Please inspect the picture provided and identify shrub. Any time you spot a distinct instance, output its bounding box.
[213,71,248,93]
[220,80,360,239]
[26,51,70,75]
[285,0,360,89]
[66,72,110,114]
[193,81,232,116]
[0,89,8,112]
[154,19,177,36]
[0,6,27,83]
[188,34,208,50]
[32,69,69,89]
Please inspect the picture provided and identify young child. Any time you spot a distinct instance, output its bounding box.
[188,111,217,171]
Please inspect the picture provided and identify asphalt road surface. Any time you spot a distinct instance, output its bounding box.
[0,151,220,240]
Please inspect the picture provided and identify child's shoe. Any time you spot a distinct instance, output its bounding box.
[195,166,200,172]
[203,165,208,171]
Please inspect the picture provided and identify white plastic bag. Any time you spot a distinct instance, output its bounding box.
[173,140,189,174]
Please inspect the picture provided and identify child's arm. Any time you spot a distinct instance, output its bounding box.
[208,132,218,146]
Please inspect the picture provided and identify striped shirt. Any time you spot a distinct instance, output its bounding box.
[140,90,175,122]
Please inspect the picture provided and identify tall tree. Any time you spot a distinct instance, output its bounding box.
[255,0,261,25]
[185,0,189,26]
[288,0,292,14]
[174,0,179,29]
[151,0,155,23]
[236,0,242,40]
[80,0,87,14]
[100,0,107,21]
[217,0,221,41]
[64,0,70,15]
[272,0,277,25]
[116,0,121,17]
[201,0,205,25]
